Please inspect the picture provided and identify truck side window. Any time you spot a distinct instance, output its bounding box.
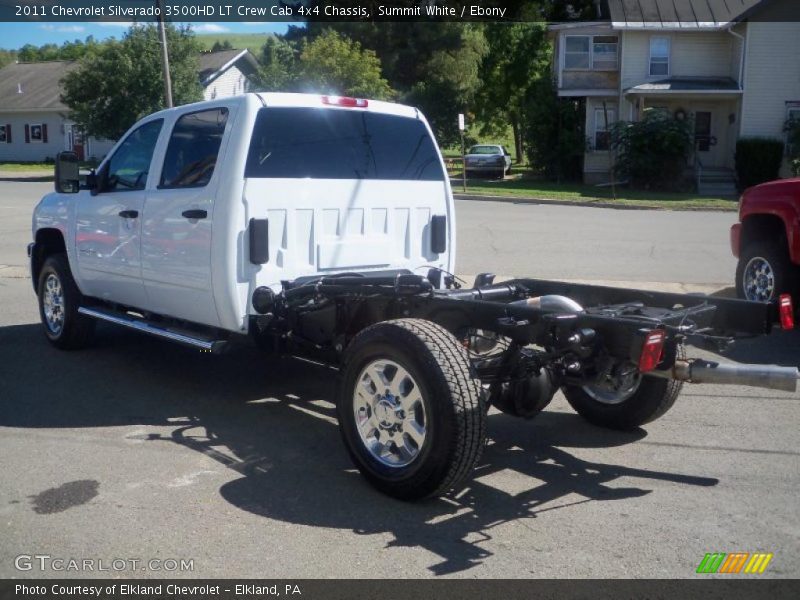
[105,119,163,192]
[160,108,228,189]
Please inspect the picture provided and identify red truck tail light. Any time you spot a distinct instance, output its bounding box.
[638,329,666,373]
[321,96,368,108]
[779,294,795,330]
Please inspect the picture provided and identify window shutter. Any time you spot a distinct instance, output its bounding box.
[5,124,11,143]
[24,124,29,143]
[42,123,48,143]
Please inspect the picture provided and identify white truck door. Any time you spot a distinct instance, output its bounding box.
[75,118,163,307]
[140,107,230,327]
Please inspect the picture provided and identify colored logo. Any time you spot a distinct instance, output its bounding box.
[696,552,773,574]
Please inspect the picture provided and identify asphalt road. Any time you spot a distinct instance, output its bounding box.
[0,181,798,579]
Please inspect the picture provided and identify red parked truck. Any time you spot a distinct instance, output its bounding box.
[732,178,800,305]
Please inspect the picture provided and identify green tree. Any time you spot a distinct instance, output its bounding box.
[522,76,586,181]
[211,40,233,52]
[296,30,394,100]
[405,25,488,146]
[0,49,16,68]
[299,23,488,145]
[256,36,298,91]
[61,24,203,140]
[476,23,549,161]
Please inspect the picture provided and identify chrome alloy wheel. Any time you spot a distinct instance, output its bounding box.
[582,363,642,405]
[42,273,65,335]
[743,256,775,301]
[353,359,427,468]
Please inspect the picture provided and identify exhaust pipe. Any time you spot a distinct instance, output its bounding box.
[650,359,799,393]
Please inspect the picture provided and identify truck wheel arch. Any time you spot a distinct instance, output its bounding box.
[32,228,67,292]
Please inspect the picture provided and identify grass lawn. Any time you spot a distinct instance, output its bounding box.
[452,177,738,210]
[0,162,54,172]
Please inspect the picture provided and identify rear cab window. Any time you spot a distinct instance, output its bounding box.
[245,107,445,181]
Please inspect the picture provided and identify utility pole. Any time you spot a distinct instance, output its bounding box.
[156,0,173,108]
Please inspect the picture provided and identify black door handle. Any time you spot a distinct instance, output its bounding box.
[182,209,207,219]
[118,209,138,219]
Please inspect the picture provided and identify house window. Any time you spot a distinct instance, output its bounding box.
[565,35,618,71]
[565,36,591,69]
[649,37,670,76]
[30,124,43,142]
[594,108,616,151]
[0,124,8,143]
[592,36,619,70]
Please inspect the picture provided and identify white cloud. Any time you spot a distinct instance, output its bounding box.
[40,24,86,33]
[97,21,134,28]
[192,24,230,33]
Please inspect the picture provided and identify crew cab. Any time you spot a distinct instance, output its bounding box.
[731,178,800,304]
[30,93,798,501]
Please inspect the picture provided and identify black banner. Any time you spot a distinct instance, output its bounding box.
[2,580,800,600]
[1,0,800,23]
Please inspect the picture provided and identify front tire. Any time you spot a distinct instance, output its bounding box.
[336,319,486,500]
[37,254,94,350]
[736,241,795,302]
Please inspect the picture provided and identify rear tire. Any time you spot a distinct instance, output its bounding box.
[562,351,685,430]
[37,254,94,350]
[735,241,796,302]
[336,319,486,500]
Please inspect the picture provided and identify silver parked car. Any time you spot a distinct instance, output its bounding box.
[464,144,512,179]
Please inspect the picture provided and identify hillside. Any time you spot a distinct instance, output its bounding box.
[196,32,272,51]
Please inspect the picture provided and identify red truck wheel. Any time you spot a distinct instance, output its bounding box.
[736,241,796,302]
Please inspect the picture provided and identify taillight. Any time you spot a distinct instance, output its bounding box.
[638,329,666,373]
[779,294,795,330]
[321,96,368,108]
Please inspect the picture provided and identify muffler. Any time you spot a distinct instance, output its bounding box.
[649,359,799,393]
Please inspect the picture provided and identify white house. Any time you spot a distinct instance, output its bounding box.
[550,0,800,192]
[0,48,259,163]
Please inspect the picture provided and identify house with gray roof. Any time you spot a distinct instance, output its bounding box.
[0,48,259,162]
[550,0,800,193]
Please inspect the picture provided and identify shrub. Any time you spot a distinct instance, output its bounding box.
[609,109,693,190]
[735,138,785,190]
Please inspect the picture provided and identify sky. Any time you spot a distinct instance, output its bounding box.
[0,21,291,50]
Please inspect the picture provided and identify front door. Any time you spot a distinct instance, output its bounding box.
[71,125,85,161]
[75,119,163,307]
[694,109,721,167]
[140,107,229,327]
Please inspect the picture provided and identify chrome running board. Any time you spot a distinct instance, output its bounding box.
[78,306,228,353]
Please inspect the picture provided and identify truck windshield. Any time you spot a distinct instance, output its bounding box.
[245,107,445,181]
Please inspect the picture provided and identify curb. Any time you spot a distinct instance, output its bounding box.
[453,193,737,212]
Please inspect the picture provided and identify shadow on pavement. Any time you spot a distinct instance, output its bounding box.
[0,323,719,575]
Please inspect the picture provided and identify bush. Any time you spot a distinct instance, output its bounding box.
[735,138,785,190]
[610,109,693,190]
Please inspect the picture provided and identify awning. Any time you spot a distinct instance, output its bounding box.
[625,77,742,96]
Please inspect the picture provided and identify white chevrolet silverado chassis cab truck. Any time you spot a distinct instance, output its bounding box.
[30,93,798,500]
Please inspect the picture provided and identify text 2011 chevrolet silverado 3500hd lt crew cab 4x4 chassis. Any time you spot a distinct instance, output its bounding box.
[29,93,799,500]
